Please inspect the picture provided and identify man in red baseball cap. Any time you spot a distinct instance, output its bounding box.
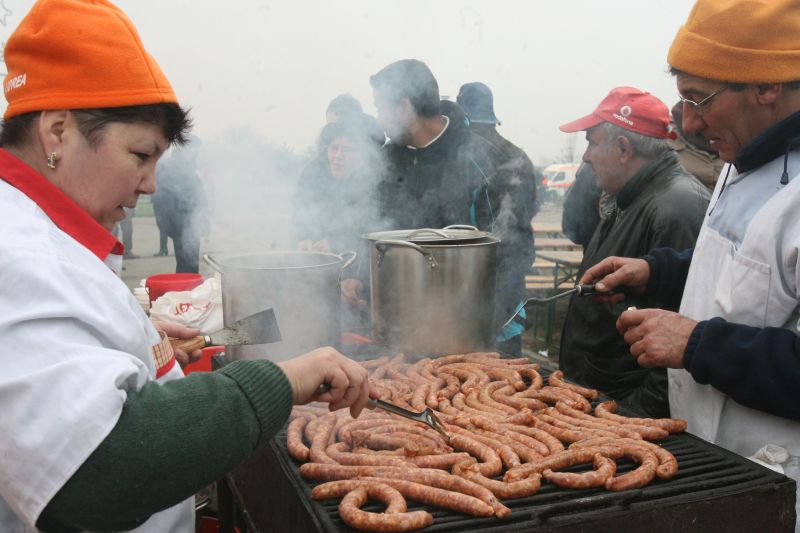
[556,86,709,418]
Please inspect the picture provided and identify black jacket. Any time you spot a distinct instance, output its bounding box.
[559,151,709,417]
[378,105,535,334]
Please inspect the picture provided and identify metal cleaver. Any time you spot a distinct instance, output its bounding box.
[169,307,282,353]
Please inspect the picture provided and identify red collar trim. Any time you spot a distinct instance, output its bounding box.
[0,148,123,260]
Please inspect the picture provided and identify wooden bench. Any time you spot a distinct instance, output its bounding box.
[535,237,583,251]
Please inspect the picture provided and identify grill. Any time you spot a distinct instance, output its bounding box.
[221,356,796,532]
[227,429,794,532]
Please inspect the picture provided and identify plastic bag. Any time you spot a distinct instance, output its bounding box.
[149,277,223,333]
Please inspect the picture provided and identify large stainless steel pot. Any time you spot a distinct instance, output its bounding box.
[204,251,355,361]
[363,226,499,358]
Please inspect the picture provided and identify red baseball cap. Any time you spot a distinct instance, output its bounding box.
[559,87,676,140]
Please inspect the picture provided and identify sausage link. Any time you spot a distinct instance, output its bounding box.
[478,381,519,415]
[504,446,623,483]
[358,477,495,518]
[501,423,565,455]
[466,388,513,415]
[310,415,339,464]
[453,461,542,500]
[554,402,668,441]
[472,428,542,463]
[339,486,434,532]
[546,407,643,440]
[447,432,503,478]
[360,356,391,370]
[448,426,520,469]
[542,453,616,489]
[286,417,310,462]
[548,370,599,400]
[407,452,476,470]
[312,479,406,510]
[518,367,544,391]
[603,446,659,491]
[485,367,526,390]
[326,442,416,467]
[572,437,678,480]
[595,401,687,434]
[365,466,509,518]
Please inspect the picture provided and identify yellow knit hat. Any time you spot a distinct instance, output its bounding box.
[668,0,800,83]
[3,0,177,119]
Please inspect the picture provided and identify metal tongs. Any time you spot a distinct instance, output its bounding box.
[500,283,626,330]
[317,383,450,440]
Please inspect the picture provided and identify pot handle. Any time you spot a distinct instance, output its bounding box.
[375,239,439,271]
[339,250,358,271]
[203,254,224,273]
[443,224,479,231]
[406,228,450,239]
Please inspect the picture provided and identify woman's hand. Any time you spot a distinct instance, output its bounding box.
[278,347,379,417]
[151,319,203,368]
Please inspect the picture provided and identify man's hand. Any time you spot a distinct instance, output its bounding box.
[341,278,367,310]
[151,320,202,368]
[277,347,379,417]
[579,256,650,303]
[617,308,697,369]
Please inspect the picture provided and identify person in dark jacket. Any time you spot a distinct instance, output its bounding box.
[370,60,534,354]
[557,87,710,417]
[152,137,210,274]
[456,82,538,345]
[292,113,387,324]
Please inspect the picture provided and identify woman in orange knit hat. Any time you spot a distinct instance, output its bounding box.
[0,1,376,531]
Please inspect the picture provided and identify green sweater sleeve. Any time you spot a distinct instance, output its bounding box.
[36,359,293,532]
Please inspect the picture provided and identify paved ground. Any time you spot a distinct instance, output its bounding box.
[122,204,566,366]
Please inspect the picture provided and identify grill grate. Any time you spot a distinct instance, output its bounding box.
[227,360,795,532]
[243,429,793,533]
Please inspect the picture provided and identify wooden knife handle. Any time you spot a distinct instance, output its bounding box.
[170,336,208,353]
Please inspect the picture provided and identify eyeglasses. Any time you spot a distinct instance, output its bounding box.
[678,86,728,116]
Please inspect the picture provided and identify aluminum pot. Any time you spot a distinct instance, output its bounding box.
[204,251,355,361]
[363,226,499,358]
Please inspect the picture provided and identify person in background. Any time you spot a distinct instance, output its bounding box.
[115,206,138,259]
[561,163,616,247]
[581,1,800,515]
[325,93,363,124]
[293,113,386,324]
[152,136,210,273]
[669,100,723,192]
[457,82,539,343]
[557,87,709,417]
[371,59,535,354]
[0,1,375,531]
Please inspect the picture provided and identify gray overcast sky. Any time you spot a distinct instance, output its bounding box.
[2,0,697,165]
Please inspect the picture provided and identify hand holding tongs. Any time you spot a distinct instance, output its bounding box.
[500,283,627,331]
[316,383,450,440]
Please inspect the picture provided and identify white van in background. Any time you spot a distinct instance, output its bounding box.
[541,163,580,202]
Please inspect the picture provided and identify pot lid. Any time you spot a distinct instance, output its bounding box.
[363,225,493,244]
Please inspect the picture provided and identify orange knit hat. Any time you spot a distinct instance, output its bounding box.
[3,0,177,119]
[668,0,800,83]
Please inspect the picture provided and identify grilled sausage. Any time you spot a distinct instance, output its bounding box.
[548,370,599,400]
[595,401,687,434]
[555,402,668,441]
[326,442,416,467]
[504,446,623,483]
[357,477,496,518]
[453,461,542,500]
[447,432,503,478]
[542,453,616,489]
[286,416,310,462]
[572,437,679,480]
[339,486,433,533]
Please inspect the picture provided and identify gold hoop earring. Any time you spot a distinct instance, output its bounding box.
[46,152,57,169]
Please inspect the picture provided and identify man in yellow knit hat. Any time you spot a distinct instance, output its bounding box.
[0,1,376,531]
[582,0,800,515]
